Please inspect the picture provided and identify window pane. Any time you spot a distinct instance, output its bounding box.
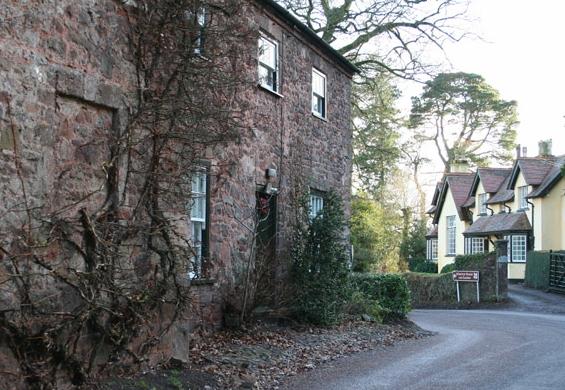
[512,235,527,262]
[196,7,206,27]
[190,171,206,221]
[309,194,324,218]
[519,186,528,209]
[312,70,325,96]
[446,215,456,255]
[259,37,276,69]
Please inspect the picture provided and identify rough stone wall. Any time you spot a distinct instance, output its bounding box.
[0,0,353,382]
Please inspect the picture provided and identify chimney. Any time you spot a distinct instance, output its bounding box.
[450,159,471,173]
[522,146,527,157]
[515,145,521,158]
[538,139,553,157]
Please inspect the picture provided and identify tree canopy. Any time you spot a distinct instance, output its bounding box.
[353,73,402,200]
[409,72,518,172]
[278,0,469,77]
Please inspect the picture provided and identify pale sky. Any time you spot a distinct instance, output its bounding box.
[404,0,565,162]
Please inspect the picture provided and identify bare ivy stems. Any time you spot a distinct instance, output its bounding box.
[0,1,255,387]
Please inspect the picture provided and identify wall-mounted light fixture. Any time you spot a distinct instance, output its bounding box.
[266,168,277,179]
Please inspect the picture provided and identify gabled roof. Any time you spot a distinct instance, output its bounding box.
[485,174,514,205]
[508,157,557,188]
[463,212,532,237]
[260,0,359,75]
[527,156,565,198]
[431,182,443,206]
[463,196,475,208]
[470,168,511,195]
[433,173,475,224]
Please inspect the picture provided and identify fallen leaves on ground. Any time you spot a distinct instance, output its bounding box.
[187,318,433,389]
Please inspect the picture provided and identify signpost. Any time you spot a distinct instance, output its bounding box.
[453,271,480,303]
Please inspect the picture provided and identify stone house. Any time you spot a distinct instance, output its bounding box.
[0,0,356,382]
[426,142,565,280]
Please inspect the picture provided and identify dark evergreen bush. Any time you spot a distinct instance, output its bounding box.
[454,253,489,269]
[291,191,351,326]
[349,273,411,320]
[440,263,455,273]
[409,257,438,273]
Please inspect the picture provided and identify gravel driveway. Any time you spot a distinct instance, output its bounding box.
[284,284,565,390]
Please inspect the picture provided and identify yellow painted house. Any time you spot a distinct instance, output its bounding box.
[426,146,565,280]
[427,172,475,273]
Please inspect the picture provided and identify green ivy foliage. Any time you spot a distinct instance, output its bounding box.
[440,263,455,273]
[409,258,438,273]
[349,273,411,320]
[441,253,489,273]
[291,191,351,326]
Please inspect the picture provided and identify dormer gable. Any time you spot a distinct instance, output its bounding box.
[433,173,474,224]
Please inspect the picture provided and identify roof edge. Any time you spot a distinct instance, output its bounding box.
[259,0,359,75]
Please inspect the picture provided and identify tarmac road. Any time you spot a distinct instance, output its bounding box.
[284,286,565,390]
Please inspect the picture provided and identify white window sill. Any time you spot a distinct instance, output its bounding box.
[312,112,327,122]
[258,84,284,98]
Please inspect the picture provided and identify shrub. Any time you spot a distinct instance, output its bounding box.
[404,272,456,306]
[440,263,455,273]
[291,191,351,326]
[345,290,384,322]
[454,253,489,269]
[409,257,438,273]
[349,273,411,320]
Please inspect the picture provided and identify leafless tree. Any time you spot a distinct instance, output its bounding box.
[279,0,470,78]
[0,0,255,386]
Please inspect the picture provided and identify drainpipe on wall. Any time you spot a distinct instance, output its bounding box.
[486,205,495,216]
[526,199,535,250]
[504,203,512,214]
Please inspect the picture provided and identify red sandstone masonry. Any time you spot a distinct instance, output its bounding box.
[0,0,353,380]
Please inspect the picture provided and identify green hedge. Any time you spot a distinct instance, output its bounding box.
[408,252,502,306]
[349,273,411,320]
[440,263,455,273]
[441,254,489,274]
[404,272,456,306]
[409,257,438,273]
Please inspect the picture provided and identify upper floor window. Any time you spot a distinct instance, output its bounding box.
[191,7,207,55]
[446,215,456,255]
[189,167,209,278]
[478,193,488,215]
[312,68,326,118]
[518,185,529,209]
[258,35,279,93]
[309,192,324,219]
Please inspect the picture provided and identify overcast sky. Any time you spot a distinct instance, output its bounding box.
[404,0,565,162]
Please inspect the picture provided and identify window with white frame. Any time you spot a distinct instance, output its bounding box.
[309,193,324,219]
[427,239,438,261]
[478,193,488,215]
[518,185,529,210]
[511,235,527,262]
[189,168,208,278]
[446,215,456,255]
[192,7,207,55]
[312,68,326,118]
[465,237,485,255]
[258,35,279,92]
